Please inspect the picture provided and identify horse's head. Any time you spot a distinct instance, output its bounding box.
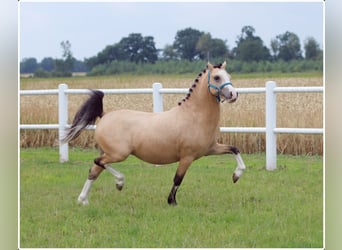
[207,61,238,103]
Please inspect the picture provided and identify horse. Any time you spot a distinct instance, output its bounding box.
[62,62,246,205]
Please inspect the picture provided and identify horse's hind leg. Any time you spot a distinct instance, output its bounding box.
[103,164,125,190]
[78,164,104,205]
[77,155,126,205]
[93,155,126,190]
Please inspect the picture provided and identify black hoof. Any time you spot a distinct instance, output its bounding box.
[116,183,124,191]
[167,195,177,206]
[232,173,240,183]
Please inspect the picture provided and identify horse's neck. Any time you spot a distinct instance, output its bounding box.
[179,74,220,125]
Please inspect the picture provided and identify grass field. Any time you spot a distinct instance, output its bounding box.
[20,73,323,155]
[20,147,323,248]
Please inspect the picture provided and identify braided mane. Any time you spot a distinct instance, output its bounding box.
[177,63,222,106]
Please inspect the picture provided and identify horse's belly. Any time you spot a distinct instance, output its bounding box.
[133,152,179,165]
[132,138,180,165]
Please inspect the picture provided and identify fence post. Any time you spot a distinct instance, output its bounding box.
[58,83,68,162]
[153,82,163,112]
[265,81,277,170]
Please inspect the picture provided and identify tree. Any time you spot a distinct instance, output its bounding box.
[233,25,270,61]
[60,40,74,71]
[271,31,302,61]
[40,57,55,72]
[61,41,72,57]
[73,59,88,72]
[53,59,72,77]
[20,57,38,73]
[196,33,228,60]
[118,33,158,63]
[140,36,158,63]
[86,33,158,67]
[86,44,123,68]
[304,37,322,60]
[162,44,179,60]
[270,39,279,59]
[119,33,144,63]
[52,40,75,77]
[173,27,203,61]
[239,25,256,40]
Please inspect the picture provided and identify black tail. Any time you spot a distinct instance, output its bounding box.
[61,90,104,144]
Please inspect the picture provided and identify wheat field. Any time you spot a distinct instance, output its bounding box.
[20,74,323,155]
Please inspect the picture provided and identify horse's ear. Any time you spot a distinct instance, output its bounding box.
[221,61,227,69]
[207,62,214,71]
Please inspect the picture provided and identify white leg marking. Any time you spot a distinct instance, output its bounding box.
[78,179,93,205]
[233,153,246,179]
[104,164,125,188]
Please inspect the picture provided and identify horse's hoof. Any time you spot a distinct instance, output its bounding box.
[232,173,239,183]
[116,183,124,191]
[115,178,124,191]
[77,196,89,205]
[168,200,177,206]
[167,196,177,206]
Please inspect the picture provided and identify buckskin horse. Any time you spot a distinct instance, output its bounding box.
[62,62,246,205]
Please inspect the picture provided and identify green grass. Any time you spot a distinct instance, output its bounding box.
[20,147,323,248]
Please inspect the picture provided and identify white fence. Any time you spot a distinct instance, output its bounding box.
[20,82,323,170]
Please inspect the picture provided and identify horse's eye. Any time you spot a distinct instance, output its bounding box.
[214,76,220,82]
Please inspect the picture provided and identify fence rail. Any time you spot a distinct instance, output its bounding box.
[20,82,323,170]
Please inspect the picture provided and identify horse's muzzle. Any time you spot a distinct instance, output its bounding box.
[228,92,238,103]
[222,85,238,103]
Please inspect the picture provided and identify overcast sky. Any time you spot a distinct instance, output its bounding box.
[19,1,324,62]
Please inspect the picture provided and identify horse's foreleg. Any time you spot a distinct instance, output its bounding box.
[232,150,246,183]
[207,144,246,183]
[168,157,193,205]
[78,164,104,205]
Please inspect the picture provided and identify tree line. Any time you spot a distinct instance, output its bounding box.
[20,25,322,77]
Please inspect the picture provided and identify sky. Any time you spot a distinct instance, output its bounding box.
[19,1,324,62]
